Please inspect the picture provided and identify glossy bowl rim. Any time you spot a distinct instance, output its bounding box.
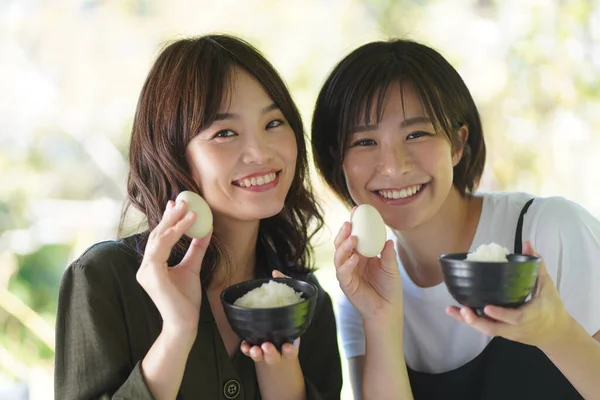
[439,252,541,264]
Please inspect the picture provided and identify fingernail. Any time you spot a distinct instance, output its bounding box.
[293,338,300,348]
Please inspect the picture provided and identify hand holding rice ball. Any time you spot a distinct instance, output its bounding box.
[175,191,213,239]
[351,204,387,258]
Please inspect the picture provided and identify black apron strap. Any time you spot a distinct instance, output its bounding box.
[514,198,535,254]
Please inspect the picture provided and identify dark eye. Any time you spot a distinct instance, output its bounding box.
[266,119,284,129]
[214,129,236,138]
[350,138,376,147]
[406,131,430,140]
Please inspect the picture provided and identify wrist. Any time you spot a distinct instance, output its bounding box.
[160,324,198,349]
[363,314,403,341]
[254,359,305,400]
[540,314,582,355]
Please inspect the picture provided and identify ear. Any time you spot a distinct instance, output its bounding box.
[452,125,469,167]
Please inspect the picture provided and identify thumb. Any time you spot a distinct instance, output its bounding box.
[379,240,399,275]
[180,228,212,274]
[522,240,539,257]
[272,270,290,279]
[523,240,548,275]
[523,240,550,296]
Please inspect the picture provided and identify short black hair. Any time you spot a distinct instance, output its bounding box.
[311,39,486,207]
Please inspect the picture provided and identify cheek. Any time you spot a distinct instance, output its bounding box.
[280,132,298,167]
[428,144,455,183]
[186,148,224,188]
[342,156,364,194]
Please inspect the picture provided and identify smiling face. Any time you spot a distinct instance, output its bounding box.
[185,68,298,224]
[342,82,465,231]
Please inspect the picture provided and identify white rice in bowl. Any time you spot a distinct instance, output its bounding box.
[466,243,510,262]
[234,281,305,308]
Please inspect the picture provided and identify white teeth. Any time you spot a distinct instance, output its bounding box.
[238,172,277,187]
[379,184,423,199]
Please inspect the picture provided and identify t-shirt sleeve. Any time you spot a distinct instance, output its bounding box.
[336,293,366,359]
[299,277,343,400]
[54,252,156,400]
[531,197,600,336]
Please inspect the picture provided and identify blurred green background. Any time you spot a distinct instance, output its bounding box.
[1,0,599,398]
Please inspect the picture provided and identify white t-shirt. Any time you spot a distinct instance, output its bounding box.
[337,192,600,373]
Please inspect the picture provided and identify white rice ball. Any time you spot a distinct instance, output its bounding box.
[466,243,510,262]
[234,281,304,308]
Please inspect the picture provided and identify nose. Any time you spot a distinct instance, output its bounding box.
[377,143,413,176]
[241,131,274,165]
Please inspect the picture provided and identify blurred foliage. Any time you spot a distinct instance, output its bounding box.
[1,0,598,398]
[10,245,68,321]
[0,308,54,367]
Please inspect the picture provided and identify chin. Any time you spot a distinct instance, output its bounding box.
[247,202,286,221]
[381,212,421,232]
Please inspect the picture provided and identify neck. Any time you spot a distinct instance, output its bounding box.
[210,215,260,290]
[392,188,483,287]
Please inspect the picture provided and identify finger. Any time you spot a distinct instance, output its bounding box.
[272,270,290,279]
[379,240,399,275]
[334,235,358,268]
[523,241,549,276]
[336,253,359,289]
[154,200,188,236]
[145,210,196,263]
[179,228,213,274]
[349,205,358,217]
[459,307,502,337]
[261,343,281,365]
[249,346,265,363]
[334,221,352,249]
[163,211,197,245]
[483,305,524,325]
[523,241,550,294]
[445,306,465,322]
[282,340,299,360]
[522,240,539,257]
[240,341,251,356]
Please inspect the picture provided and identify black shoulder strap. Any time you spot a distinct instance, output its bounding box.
[514,198,535,254]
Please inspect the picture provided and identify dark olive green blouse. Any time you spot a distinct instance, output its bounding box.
[54,235,342,400]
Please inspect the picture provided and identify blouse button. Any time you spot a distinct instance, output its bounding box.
[223,379,240,399]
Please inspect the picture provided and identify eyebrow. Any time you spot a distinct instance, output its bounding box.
[352,116,433,133]
[215,103,279,121]
[401,116,433,127]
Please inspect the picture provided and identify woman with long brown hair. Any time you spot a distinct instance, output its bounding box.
[55,35,342,400]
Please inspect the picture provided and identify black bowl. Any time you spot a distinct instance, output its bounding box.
[221,277,318,350]
[439,253,541,317]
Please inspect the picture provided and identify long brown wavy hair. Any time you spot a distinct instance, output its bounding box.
[119,35,324,286]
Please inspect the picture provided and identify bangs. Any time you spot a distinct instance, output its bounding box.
[338,54,460,155]
[184,47,235,140]
[311,39,486,204]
